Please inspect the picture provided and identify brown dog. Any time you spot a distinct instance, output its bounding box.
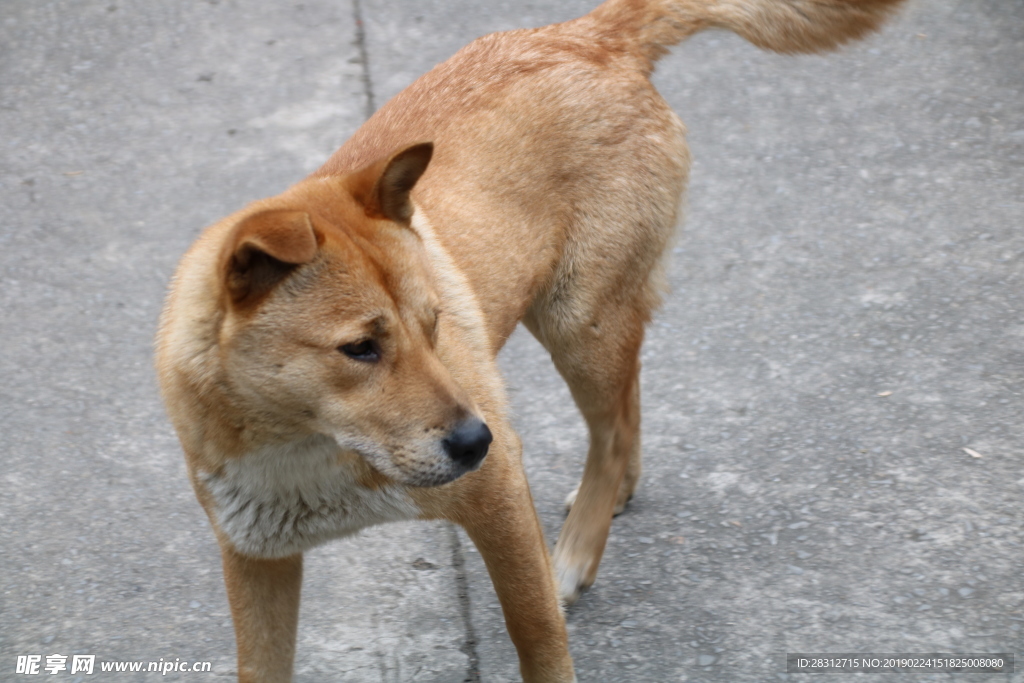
[156,0,904,680]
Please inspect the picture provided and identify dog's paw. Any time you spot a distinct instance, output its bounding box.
[553,547,600,605]
[554,559,589,605]
[613,495,630,516]
[563,486,579,514]
[563,484,631,517]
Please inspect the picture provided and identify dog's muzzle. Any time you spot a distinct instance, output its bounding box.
[442,417,492,471]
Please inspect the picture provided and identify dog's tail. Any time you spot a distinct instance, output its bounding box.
[582,0,905,64]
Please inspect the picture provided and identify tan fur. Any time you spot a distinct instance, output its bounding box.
[156,0,904,680]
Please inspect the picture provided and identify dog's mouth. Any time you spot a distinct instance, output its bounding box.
[344,417,493,488]
[403,462,480,487]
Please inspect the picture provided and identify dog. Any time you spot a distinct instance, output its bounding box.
[156,0,904,680]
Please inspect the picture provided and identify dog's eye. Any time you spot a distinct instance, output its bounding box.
[339,340,380,362]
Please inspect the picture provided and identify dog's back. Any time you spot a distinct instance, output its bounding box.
[313,0,905,351]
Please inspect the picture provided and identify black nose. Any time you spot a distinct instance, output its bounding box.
[442,417,492,471]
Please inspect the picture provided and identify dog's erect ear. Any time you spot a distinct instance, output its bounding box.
[222,209,319,303]
[351,142,434,223]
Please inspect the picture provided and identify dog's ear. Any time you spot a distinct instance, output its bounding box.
[351,142,433,223]
[222,209,319,303]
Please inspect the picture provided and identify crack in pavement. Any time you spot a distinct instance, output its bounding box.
[448,523,482,683]
[350,0,376,120]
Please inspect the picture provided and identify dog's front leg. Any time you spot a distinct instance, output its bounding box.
[457,467,576,683]
[219,543,303,683]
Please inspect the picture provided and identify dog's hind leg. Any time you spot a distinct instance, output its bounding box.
[526,298,649,604]
[563,419,640,518]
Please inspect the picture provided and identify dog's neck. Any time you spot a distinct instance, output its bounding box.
[201,434,420,558]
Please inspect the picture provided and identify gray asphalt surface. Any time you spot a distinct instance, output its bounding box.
[1,0,1022,681]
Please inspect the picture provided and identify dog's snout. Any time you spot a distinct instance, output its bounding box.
[442,417,492,470]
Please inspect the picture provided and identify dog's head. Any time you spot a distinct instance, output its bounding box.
[211,142,491,486]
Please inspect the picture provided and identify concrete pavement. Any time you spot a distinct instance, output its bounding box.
[2,0,1022,681]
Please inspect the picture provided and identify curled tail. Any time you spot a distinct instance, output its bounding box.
[583,0,906,63]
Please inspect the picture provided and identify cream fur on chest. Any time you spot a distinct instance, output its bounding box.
[201,435,420,558]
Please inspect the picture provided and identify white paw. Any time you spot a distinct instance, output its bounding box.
[563,485,579,514]
[555,560,586,605]
[612,496,628,516]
